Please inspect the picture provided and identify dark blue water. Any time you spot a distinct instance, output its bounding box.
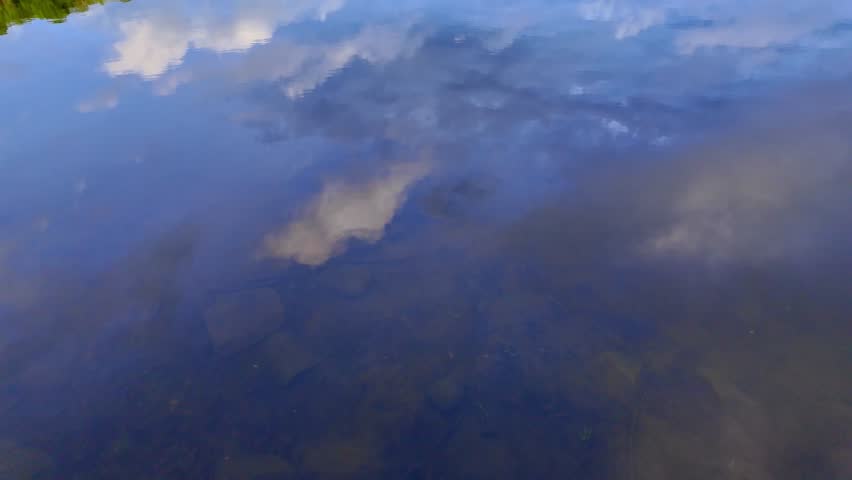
[2,1,852,478]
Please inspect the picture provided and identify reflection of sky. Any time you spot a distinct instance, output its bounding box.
[1,2,852,477]
[0,1,849,303]
[0,0,850,359]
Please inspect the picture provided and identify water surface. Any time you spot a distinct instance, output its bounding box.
[2,1,852,478]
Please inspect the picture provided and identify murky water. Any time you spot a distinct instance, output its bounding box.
[2,1,852,478]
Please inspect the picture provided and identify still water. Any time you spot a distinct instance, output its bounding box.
[1,0,852,478]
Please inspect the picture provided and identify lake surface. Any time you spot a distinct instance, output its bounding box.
[1,1,852,478]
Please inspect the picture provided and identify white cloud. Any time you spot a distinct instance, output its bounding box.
[104,0,346,78]
[226,21,427,98]
[108,3,425,99]
[262,162,430,265]
[603,118,630,135]
[577,0,667,39]
[104,16,196,78]
[577,0,852,52]
[676,8,849,54]
[153,69,195,96]
[76,89,119,113]
[479,11,533,52]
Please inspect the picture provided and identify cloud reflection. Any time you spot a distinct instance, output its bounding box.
[577,0,667,39]
[104,0,346,78]
[233,21,427,98]
[76,89,119,112]
[676,1,852,54]
[577,0,852,54]
[500,85,852,267]
[2,3,852,477]
[262,161,430,265]
[646,124,851,262]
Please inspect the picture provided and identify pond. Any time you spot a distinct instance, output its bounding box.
[1,0,852,478]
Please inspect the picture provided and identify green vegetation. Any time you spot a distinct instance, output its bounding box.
[0,0,127,35]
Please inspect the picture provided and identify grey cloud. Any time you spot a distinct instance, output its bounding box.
[675,1,852,53]
[500,83,852,267]
[645,133,850,261]
[234,21,428,99]
[236,27,689,154]
[576,0,852,55]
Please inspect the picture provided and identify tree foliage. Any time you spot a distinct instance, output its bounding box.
[0,0,128,35]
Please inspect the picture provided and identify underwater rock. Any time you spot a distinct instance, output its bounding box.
[302,437,379,477]
[596,351,640,401]
[831,443,852,479]
[0,440,53,479]
[446,422,518,480]
[638,365,721,431]
[629,365,725,480]
[261,332,319,385]
[420,177,494,218]
[427,375,464,412]
[216,454,293,480]
[317,265,373,298]
[205,288,284,353]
